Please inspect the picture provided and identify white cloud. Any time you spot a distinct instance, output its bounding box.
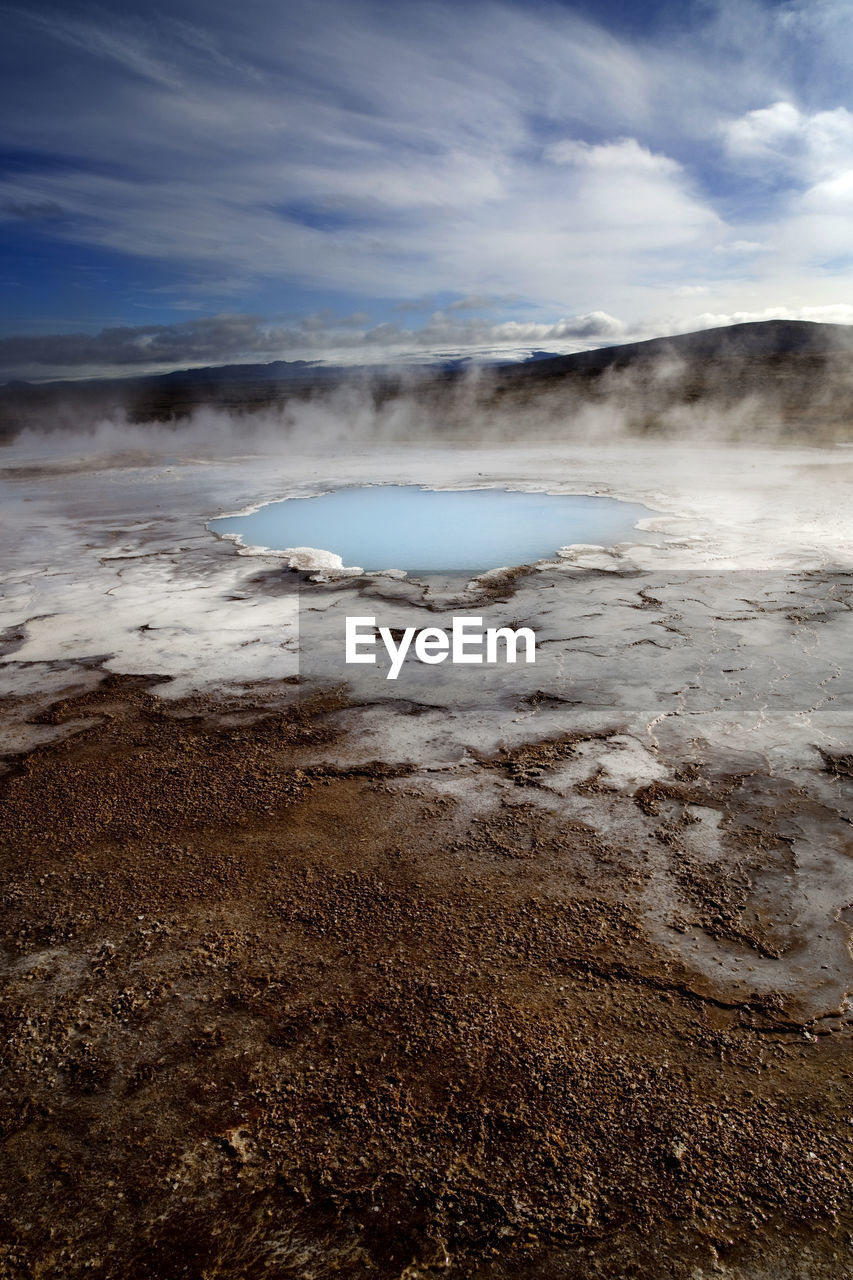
[545,138,679,175]
[676,303,853,331]
[711,97,853,294]
[723,101,803,162]
[713,240,769,254]
[722,100,853,183]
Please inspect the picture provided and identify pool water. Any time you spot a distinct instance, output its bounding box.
[210,485,653,572]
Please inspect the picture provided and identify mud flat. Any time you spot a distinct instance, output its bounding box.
[1,440,852,1277]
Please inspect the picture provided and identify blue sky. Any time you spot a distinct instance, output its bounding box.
[3,0,853,378]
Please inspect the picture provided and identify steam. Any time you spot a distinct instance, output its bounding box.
[5,339,853,469]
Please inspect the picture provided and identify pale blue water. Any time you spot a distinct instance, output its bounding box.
[210,486,652,572]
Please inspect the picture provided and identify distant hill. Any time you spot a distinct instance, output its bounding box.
[3,319,853,442]
[486,320,853,442]
[152,358,324,385]
[496,319,853,380]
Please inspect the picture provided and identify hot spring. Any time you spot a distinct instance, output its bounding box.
[209,485,654,572]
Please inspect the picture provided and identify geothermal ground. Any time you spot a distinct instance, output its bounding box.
[1,439,853,1278]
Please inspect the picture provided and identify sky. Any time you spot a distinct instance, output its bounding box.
[3,0,853,379]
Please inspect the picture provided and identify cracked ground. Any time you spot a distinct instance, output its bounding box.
[1,443,853,1277]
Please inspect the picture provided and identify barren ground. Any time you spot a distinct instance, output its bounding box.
[1,441,852,1278]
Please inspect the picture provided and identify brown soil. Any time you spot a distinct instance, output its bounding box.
[0,676,851,1278]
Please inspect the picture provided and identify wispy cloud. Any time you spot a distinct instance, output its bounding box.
[3,0,853,370]
[0,198,64,220]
